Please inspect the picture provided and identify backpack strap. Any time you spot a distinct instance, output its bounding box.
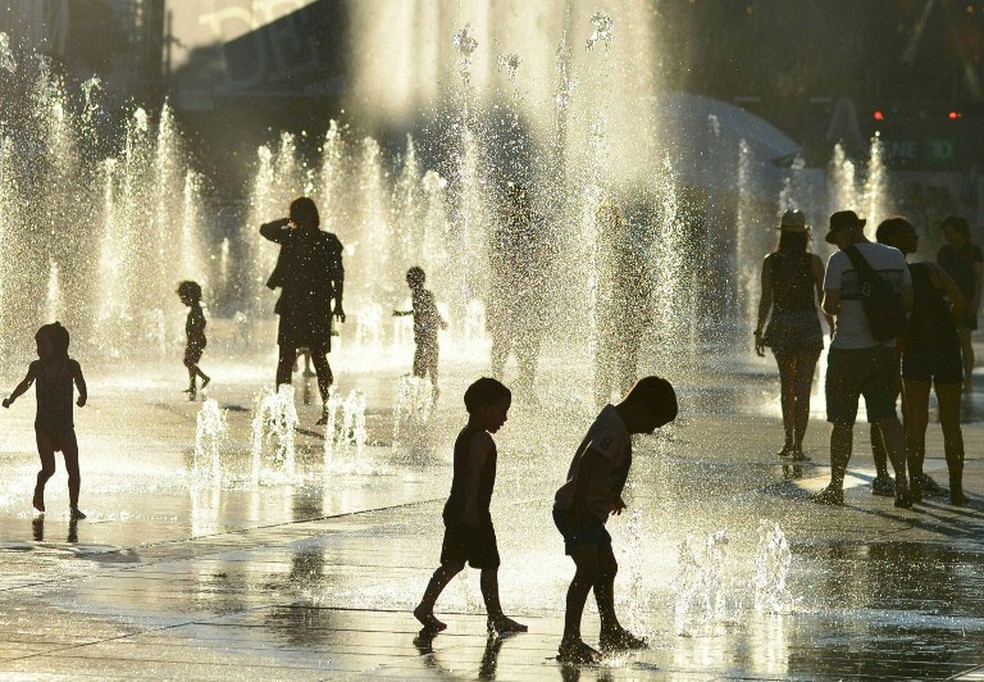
[843,245,877,280]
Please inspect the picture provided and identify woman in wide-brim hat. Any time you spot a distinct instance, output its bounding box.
[754,210,832,460]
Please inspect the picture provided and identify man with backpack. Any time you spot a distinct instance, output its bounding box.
[814,210,915,509]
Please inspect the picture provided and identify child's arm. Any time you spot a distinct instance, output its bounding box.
[3,365,37,408]
[72,361,88,407]
[392,309,413,317]
[462,433,494,527]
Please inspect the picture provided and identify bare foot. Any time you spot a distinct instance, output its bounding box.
[413,605,447,632]
[488,615,527,634]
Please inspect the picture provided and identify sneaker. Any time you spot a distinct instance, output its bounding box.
[599,627,648,652]
[811,485,844,506]
[894,486,913,510]
[790,447,809,462]
[487,615,527,635]
[557,637,599,664]
[70,507,87,520]
[870,474,895,497]
[920,474,947,498]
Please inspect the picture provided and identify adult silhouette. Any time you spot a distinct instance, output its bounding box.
[261,197,344,424]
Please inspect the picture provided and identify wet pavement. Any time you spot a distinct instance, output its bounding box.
[2,349,984,679]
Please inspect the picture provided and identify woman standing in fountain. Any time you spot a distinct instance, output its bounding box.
[754,210,831,460]
[261,197,345,424]
[937,216,983,392]
[3,322,88,519]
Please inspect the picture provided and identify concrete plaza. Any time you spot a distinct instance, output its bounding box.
[1,346,984,680]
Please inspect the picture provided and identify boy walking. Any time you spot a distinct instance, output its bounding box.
[393,267,447,401]
[553,376,678,663]
[413,377,527,635]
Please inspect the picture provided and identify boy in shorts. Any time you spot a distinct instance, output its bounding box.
[393,267,447,401]
[553,376,678,663]
[413,377,527,635]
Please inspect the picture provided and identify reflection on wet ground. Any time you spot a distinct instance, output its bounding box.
[1,356,984,678]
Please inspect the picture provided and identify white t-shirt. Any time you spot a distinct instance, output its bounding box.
[824,241,911,349]
[554,405,632,521]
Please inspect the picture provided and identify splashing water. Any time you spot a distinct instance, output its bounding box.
[194,399,227,481]
[496,53,522,81]
[251,385,298,484]
[674,530,730,636]
[585,12,614,52]
[453,24,478,57]
[393,376,434,456]
[0,33,15,72]
[752,520,792,614]
[323,389,368,467]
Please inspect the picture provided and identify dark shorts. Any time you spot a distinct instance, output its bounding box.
[826,345,900,426]
[441,519,500,569]
[184,343,205,366]
[553,507,611,555]
[902,346,963,384]
[413,338,439,378]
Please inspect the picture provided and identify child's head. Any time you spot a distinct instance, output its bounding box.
[875,216,917,255]
[621,376,677,434]
[406,266,425,288]
[35,322,69,360]
[289,197,320,230]
[176,280,202,305]
[464,377,512,433]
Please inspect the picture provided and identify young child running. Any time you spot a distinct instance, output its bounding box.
[3,322,89,519]
[177,281,210,400]
[393,267,447,401]
[413,377,527,635]
[553,376,678,663]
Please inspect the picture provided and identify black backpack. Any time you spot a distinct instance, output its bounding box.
[843,245,907,342]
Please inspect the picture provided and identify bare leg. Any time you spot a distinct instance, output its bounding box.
[481,568,527,632]
[902,379,931,502]
[276,345,296,388]
[960,329,974,392]
[415,560,465,631]
[62,430,81,510]
[793,350,821,451]
[490,334,509,381]
[828,423,853,489]
[594,545,621,632]
[936,381,966,504]
[33,430,56,513]
[563,545,598,643]
[775,353,797,453]
[876,416,911,507]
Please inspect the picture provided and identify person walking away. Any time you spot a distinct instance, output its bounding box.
[813,211,914,509]
[937,215,983,393]
[878,217,967,505]
[754,210,831,460]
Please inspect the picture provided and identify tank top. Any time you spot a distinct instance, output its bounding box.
[768,252,816,315]
[32,358,76,433]
[905,263,959,350]
[443,425,497,523]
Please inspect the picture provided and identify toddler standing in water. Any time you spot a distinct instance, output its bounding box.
[177,281,210,400]
[393,267,447,402]
[413,377,527,635]
[3,322,88,519]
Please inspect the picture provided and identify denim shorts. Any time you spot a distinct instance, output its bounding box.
[553,506,611,555]
[902,346,962,384]
[826,345,900,426]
